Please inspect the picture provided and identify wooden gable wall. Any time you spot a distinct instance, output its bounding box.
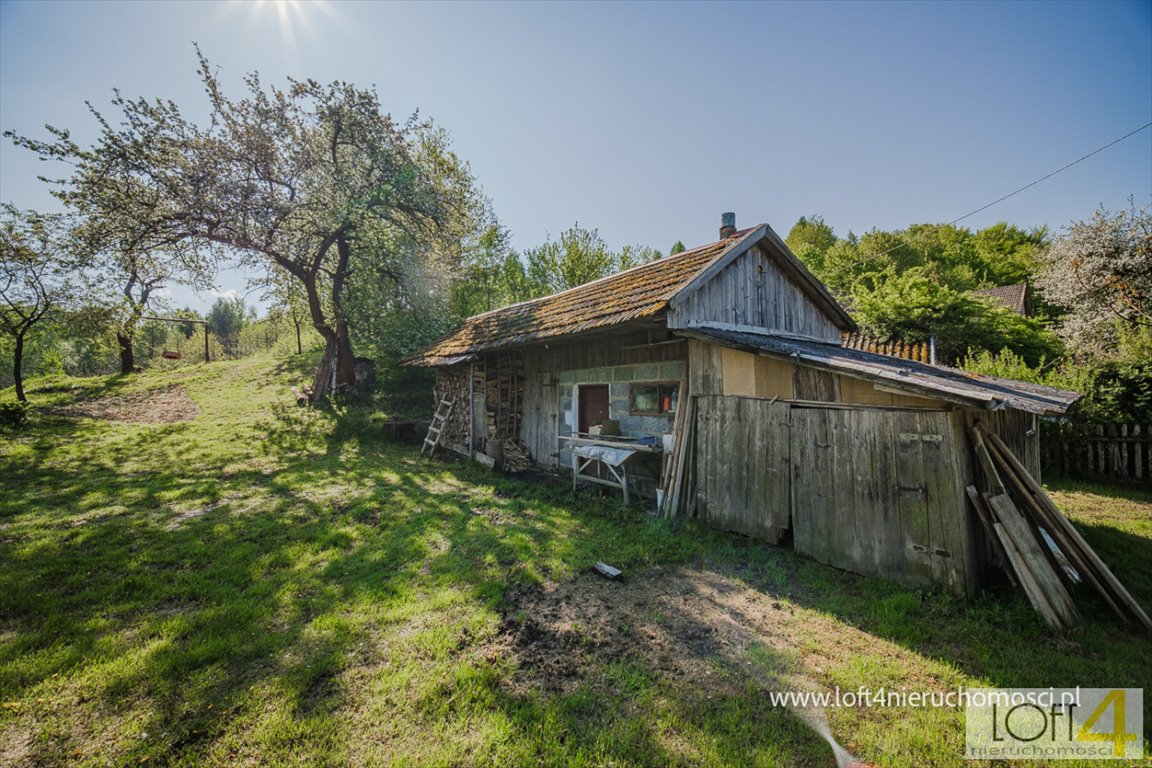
[668,244,843,343]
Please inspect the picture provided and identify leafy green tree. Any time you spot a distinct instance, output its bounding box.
[971,222,1046,286]
[785,215,838,274]
[852,267,1061,364]
[207,296,250,357]
[525,225,615,296]
[669,240,686,255]
[803,219,1049,298]
[450,223,531,317]
[0,207,74,401]
[523,224,661,298]
[8,48,480,399]
[262,269,311,355]
[617,244,662,270]
[84,225,209,374]
[170,307,204,341]
[960,349,1151,425]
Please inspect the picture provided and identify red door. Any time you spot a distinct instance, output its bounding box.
[578,385,610,435]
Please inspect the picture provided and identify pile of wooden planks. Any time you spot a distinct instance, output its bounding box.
[659,374,695,518]
[968,423,1151,634]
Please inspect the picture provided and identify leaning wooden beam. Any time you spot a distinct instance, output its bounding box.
[980,428,1124,621]
[964,485,1018,589]
[659,374,688,511]
[982,426,1152,634]
[970,426,1007,497]
[985,491,1081,630]
[993,518,1063,630]
[668,397,697,518]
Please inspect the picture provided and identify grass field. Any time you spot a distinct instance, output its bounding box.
[2,356,1149,767]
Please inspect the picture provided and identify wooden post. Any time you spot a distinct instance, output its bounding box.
[204,325,210,363]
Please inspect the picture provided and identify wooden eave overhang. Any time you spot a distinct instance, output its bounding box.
[680,326,1081,416]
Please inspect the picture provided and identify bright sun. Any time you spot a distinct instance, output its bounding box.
[248,0,325,55]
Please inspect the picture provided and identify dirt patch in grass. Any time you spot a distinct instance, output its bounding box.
[52,385,199,424]
[492,567,816,696]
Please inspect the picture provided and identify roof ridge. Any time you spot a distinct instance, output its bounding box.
[459,227,758,323]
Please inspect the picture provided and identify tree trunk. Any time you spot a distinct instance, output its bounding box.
[293,312,302,354]
[311,333,337,399]
[331,236,358,390]
[289,234,360,402]
[13,331,26,403]
[117,332,135,374]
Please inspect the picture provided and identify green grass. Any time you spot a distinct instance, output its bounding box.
[1,356,1149,767]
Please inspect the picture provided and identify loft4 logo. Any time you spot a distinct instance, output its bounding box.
[966,688,1144,761]
[1073,690,1138,756]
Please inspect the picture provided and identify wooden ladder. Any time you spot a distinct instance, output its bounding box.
[421,397,455,457]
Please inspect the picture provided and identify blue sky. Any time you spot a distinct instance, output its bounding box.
[1,0,1150,313]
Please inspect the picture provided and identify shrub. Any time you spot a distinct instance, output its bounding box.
[0,400,30,429]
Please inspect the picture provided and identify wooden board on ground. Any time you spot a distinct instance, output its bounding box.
[986,492,1081,630]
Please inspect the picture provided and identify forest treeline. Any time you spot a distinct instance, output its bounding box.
[1,52,1148,423]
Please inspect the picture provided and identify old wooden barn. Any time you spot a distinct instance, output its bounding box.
[407,215,1080,596]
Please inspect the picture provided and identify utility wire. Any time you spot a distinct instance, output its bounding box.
[948,121,1152,226]
[872,120,1152,258]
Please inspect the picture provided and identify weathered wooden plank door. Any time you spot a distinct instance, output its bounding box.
[578,385,610,434]
[694,395,791,543]
[520,372,558,467]
[791,407,968,594]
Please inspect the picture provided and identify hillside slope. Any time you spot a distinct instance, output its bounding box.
[2,357,1149,767]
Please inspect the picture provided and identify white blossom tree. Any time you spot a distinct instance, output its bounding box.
[1038,204,1152,359]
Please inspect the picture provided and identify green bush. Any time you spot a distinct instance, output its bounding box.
[959,350,1152,424]
[0,400,30,429]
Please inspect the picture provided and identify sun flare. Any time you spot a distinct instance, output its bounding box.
[245,0,329,57]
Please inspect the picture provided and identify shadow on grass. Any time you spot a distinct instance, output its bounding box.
[0,394,835,765]
[4,381,1151,765]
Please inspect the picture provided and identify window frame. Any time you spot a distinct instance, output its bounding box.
[628,381,679,416]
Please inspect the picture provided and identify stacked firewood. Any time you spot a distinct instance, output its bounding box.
[968,423,1151,634]
[502,439,533,473]
[433,366,470,446]
[485,353,523,441]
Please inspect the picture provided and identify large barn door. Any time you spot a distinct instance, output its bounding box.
[694,395,791,543]
[791,407,967,594]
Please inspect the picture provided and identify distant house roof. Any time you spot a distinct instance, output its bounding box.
[407,225,853,366]
[841,332,932,363]
[973,283,1030,316]
[682,326,1080,416]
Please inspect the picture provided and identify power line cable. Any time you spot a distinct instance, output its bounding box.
[948,121,1152,226]
[872,121,1152,258]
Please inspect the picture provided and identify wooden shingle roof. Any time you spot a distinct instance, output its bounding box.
[973,283,1030,315]
[406,228,760,365]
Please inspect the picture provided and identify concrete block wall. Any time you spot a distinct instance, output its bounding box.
[557,361,684,468]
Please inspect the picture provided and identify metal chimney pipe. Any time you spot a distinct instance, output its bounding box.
[719,212,736,239]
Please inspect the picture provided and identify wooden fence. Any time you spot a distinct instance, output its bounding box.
[1041,422,1152,485]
